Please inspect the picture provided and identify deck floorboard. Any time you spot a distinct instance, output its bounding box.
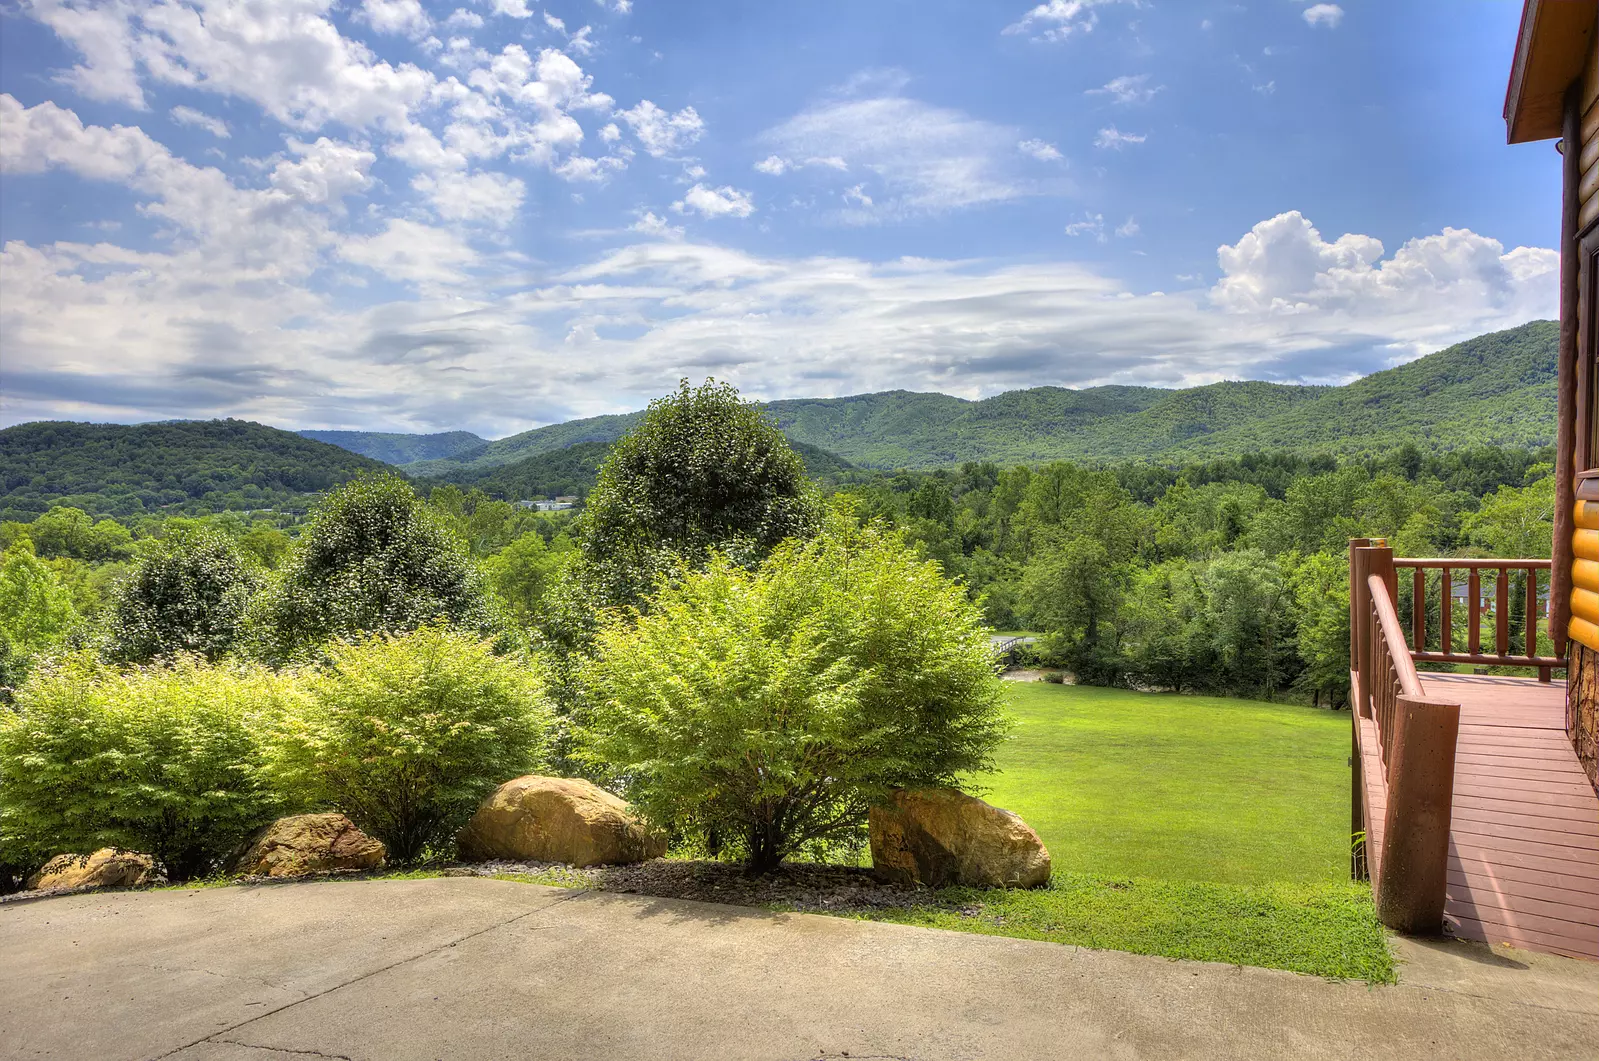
[1421,674,1599,960]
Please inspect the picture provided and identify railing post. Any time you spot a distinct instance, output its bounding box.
[1375,693,1461,936]
[1352,541,1393,718]
[1351,539,1373,717]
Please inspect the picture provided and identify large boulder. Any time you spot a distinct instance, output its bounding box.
[233,813,385,878]
[27,849,163,891]
[870,788,1051,889]
[458,776,665,867]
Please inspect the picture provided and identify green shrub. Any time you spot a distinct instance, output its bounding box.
[0,540,81,685]
[264,626,551,864]
[104,527,263,664]
[259,475,499,661]
[579,514,1009,873]
[0,653,286,881]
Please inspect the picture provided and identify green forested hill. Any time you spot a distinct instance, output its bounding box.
[0,420,389,520]
[419,439,858,500]
[408,321,1557,473]
[297,429,487,465]
[1158,321,1559,459]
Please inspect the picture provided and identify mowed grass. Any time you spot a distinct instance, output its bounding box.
[980,682,1351,885]
[864,682,1392,982]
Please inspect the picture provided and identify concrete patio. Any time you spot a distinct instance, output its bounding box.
[2,877,1596,1061]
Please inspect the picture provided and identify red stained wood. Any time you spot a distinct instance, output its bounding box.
[1363,673,1599,959]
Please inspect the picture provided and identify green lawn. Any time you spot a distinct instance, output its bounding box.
[978,682,1351,885]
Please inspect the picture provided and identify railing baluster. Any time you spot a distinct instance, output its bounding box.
[1495,567,1509,657]
[1440,567,1452,656]
[1526,568,1539,658]
[1468,566,1481,656]
[1413,567,1425,652]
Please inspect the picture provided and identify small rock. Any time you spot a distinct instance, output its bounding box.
[233,814,385,878]
[28,849,163,891]
[457,776,665,867]
[869,787,1051,889]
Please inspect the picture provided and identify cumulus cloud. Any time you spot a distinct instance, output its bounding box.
[361,0,431,37]
[673,183,755,219]
[1064,212,1105,242]
[1302,4,1344,29]
[1088,74,1161,105]
[630,210,684,239]
[170,104,229,138]
[1094,125,1146,149]
[487,0,533,18]
[755,154,790,175]
[618,100,705,157]
[411,168,525,223]
[1003,0,1131,42]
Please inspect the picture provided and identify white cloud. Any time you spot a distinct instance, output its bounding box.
[1088,74,1161,105]
[618,100,705,157]
[487,0,533,18]
[1003,0,1131,42]
[842,184,873,207]
[338,218,480,285]
[21,0,147,107]
[1094,125,1146,149]
[1017,138,1062,161]
[755,154,790,175]
[595,0,632,12]
[444,8,484,30]
[1064,212,1105,242]
[673,183,755,219]
[271,137,377,205]
[599,122,622,142]
[0,174,1560,434]
[761,94,1054,221]
[1303,4,1344,29]
[170,104,229,138]
[411,168,525,223]
[1115,216,1139,238]
[361,0,431,37]
[630,210,684,239]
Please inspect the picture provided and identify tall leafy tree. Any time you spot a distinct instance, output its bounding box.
[570,379,821,612]
[105,528,263,664]
[261,475,498,659]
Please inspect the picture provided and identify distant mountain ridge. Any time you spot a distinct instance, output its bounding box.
[1,321,1560,520]
[400,320,1558,473]
[297,429,487,465]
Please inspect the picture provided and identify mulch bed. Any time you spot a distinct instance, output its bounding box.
[455,858,940,913]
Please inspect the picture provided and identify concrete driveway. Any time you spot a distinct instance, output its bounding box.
[2,877,1595,1060]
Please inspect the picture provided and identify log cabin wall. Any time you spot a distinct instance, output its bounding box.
[1568,41,1599,791]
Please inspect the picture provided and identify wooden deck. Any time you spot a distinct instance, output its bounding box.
[1414,674,1598,959]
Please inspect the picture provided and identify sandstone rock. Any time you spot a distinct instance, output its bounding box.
[870,788,1051,889]
[27,849,163,891]
[233,813,385,878]
[458,776,666,867]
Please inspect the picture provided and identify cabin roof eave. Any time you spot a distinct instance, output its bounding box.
[1504,0,1597,144]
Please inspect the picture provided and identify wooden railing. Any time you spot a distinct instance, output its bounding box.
[1394,557,1563,681]
[1348,539,1462,935]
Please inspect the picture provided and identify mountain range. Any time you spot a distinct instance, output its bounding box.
[0,320,1561,519]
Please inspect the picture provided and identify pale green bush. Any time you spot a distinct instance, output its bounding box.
[265,626,552,863]
[579,514,1009,873]
[0,653,287,881]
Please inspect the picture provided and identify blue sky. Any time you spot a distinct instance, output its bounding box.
[0,0,1564,436]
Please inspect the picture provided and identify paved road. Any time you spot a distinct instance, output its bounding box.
[3,877,1596,1060]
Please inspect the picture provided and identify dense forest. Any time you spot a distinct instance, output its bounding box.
[0,420,387,522]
